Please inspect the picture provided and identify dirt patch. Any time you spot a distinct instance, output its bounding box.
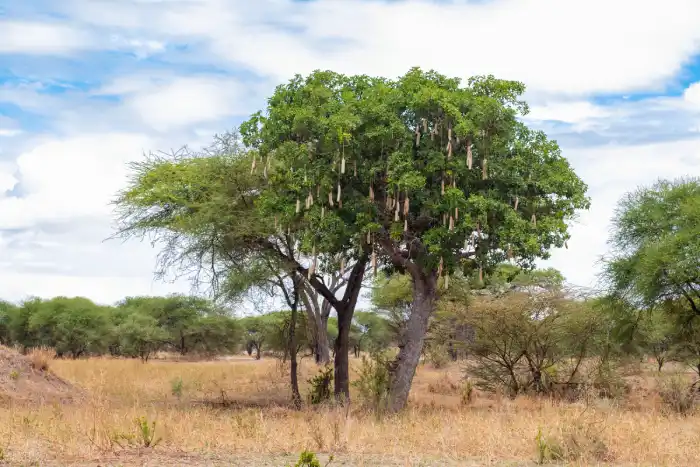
[0,345,83,405]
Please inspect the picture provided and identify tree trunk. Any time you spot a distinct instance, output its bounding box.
[317,314,331,365]
[289,287,302,410]
[387,274,437,413]
[301,284,332,366]
[334,306,352,402]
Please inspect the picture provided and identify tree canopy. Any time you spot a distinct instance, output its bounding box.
[604,177,700,314]
[114,67,589,411]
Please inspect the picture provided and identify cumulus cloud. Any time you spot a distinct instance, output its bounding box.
[1,0,700,302]
[0,133,153,229]
[96,75,254,132]
[686,82,700,106]
[540,137,700,288]
[0,21,93,55]
[55,0,700,95]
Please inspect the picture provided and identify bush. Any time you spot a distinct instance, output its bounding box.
[307,365,333,405]
[463,291,605,397]
[287,450,333,467]
[460,379,474,405]
[591,362,629,399]
[28,347,53,371]
[170,377,184,400]
[353,353,390,414]
[536,423,612,464]
[659,377,696,415]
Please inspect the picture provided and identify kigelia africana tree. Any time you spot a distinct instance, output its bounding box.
[240,67,589,412]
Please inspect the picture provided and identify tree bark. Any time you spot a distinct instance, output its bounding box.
[300,286,331,365]
[289,314,302,409]
[287,276,303,410]
[333,258,368,402]
[334,305,352,402]
[317,314,331,364]
[387,273,437,413]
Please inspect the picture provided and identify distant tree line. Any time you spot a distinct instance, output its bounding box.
[0,294,394,363]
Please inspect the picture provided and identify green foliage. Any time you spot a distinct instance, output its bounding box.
[604,177,700,313]
[134,416,161,448]
[112,67,588,410]
[0,300,16,346]
[238,67,588,282]
[287,450,333,467]
[353,352,391,413]
[117,295,233,355]
[171,377,184,400]
[307,365,334,405]
[25,297,112,358]
[117,312,170,362]
[352,311,394,354]
[462,290,604,396]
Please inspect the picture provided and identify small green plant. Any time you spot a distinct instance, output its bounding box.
[0,445,5,460]
[287,450,333,467]
[134,416,161,448]
[170,376,184,400]
[353,352,390,415]
[535,427,564,464]
[307,365,333,405]
[9,369,19,380]
[460,379,474,406]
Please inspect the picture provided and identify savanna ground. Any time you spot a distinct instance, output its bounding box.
[1,350,699,467]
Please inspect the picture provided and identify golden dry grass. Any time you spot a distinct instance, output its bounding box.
[0,354,699,466]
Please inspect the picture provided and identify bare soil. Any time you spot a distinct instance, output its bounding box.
[0,345,82,405]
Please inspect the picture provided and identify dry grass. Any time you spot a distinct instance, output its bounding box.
[1,354,699,466]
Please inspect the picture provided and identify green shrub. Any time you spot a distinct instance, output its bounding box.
[134,416,160,448]
[353,353,390,414]
[287,450,333,467]
[170,377,184,400]
[307,365,333,405]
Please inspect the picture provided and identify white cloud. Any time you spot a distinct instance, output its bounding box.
[526,102,613,125]
[3,0,700,302]
[59,0,700,95]
[541,137,700,288]
[97,76,250,132]
[685,82,700,106]
[0,21,92,55]
[0,129,22,137]
[0,133,153,229]
[0,172,17,195]
[0,132,196,303]
[0,272,187,305]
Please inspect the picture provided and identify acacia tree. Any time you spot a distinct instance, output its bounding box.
[239,68,589,411]
[604,177,700,314]
[114,135,367,400]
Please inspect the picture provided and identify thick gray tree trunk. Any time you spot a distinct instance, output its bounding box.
[301,285,332,366]
[387,272,437,413]
[317,314,331,364]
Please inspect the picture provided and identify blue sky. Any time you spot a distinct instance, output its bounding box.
[1,0,699,304]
